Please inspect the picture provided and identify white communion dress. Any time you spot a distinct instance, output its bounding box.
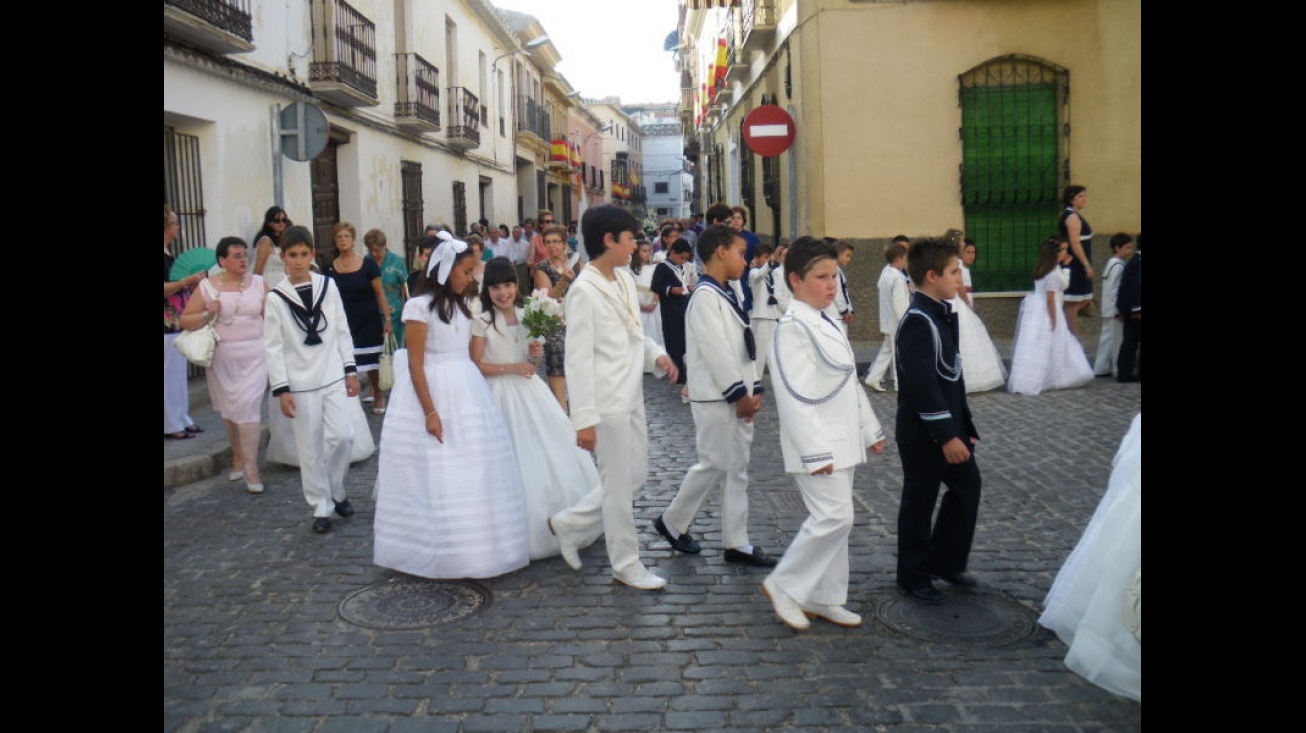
[952,264,1006,393]
[473,308,599,560]
[372,296,529,579]
[1007,268,1094,396]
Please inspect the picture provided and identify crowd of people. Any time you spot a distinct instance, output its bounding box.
[164,193,1139,696]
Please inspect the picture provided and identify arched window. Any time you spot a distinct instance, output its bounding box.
[959,55,1068,291]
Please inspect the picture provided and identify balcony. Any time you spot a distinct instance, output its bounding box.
[515,95,551,143]
[446,87,481,150]
[394,53,440,132]
[164,0,254,54]
[740,0,778,52]
[309,0,378,107]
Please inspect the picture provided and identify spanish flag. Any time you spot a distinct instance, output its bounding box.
[550,138,569,164]
[714,36,728,87]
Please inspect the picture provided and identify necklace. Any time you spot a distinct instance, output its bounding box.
[585,265,641,337]
[216,272,250,324]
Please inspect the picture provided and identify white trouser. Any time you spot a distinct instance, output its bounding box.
[549,406,648,576]
[766,467,855,607]
[663,401,755,549]
[863,334,896,387]
[163,332,194,434]
[752,318,777,378]
[1094,318,1122,376]
[288,381,355,517]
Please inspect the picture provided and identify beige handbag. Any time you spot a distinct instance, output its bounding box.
[378,331,398,391]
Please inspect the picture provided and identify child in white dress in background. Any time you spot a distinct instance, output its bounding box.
[471,257,599,561]
[630,241,663,372]
[1007,236,1094,396]
[950,235,1007,393]
[373,234,529,579]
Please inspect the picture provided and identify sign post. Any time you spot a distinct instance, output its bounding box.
[743,105,795,245]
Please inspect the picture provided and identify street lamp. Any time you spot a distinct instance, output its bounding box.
[491,35,550,72]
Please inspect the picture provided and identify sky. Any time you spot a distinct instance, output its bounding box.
[490,0,682,105]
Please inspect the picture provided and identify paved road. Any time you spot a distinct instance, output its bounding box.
[164,370,1142,732]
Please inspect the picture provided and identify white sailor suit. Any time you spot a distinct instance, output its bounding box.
[662,275,764,550]
[767,300,885,607]
[264,273,357,519]
[863,264,911,389]
[549,265,669,578]
[825,267,854,336]
[748,262,784,378]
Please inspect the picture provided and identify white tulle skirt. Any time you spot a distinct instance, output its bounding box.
[372,349,529,579]
[953,298,1006,393]
[1039,414,1141,701]
[1007,293,1094,396]
[485,372,599,560]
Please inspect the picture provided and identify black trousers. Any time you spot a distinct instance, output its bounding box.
[1117,316,1141,381]
[896,443,982,589]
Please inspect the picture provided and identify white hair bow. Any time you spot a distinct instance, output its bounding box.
[427,231,469,285]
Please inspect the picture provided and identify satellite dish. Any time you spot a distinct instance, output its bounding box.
[279,102,329,162]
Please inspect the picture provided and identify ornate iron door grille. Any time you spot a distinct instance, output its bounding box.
[959,55,1069,291]
[453,181,468,237]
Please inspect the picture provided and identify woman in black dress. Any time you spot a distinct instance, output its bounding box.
[325,221,393,413]
[1058,185,1094,339]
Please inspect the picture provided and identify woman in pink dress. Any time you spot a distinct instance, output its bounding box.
[180,237,269,493]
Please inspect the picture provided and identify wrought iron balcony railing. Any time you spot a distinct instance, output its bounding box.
[740,0,778,51]
[164,0,254,54]
[309,0,378,106]
[394,53,440,131]
[515,95,551,141]
[447,87,481,149]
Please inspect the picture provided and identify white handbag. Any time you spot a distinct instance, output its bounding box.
[173,281,221,367]
[378,331,398,391]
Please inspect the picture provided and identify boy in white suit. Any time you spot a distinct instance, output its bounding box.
[762,237,886,631]
[747,242,784,378]
[263,227,359,534]
[548,206,679,591]
[655,225,775,567]
[863,240,911,392]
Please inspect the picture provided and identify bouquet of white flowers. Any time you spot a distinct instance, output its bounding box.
[522,289,564,342]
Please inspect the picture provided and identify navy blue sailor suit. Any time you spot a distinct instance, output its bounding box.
[893,291,982,591]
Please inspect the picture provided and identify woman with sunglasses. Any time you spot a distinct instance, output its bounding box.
[252,206,291,286]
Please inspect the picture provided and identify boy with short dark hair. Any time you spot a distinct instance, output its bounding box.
[548,205,679,590]
[1094,233,1136,377]
[829,240,856,334]
[655,225,773,567]
[264,226,361,533]
[894,238,982,604]
[748,241,784,378]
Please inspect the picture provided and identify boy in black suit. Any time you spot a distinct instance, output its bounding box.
[894,238,982,605]
[1115,235,1142,382]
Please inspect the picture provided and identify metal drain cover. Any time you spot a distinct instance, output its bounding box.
[339,579,492,629]
[875,590,1037,647]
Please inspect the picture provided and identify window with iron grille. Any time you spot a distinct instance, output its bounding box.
[655,182,669,194]
[452,180,467,236]
[401,160,423,269]
[959,55,1069,292]
[739,117,755,215]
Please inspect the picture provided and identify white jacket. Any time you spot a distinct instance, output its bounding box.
[264,273,357,394]
[771,300,884,474]
[564,265,668,430]
[877,264,911,336]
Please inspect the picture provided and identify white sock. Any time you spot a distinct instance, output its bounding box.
[733,544,754,555]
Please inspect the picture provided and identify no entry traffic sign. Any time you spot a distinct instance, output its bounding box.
[742,105,795,157]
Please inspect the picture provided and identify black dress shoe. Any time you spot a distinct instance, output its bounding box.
[932,572,978,587]
[723,547,778,567]
[653,515,701,554]
[312,517,332,534]
[334,499,355,518]
[898,583,945,605]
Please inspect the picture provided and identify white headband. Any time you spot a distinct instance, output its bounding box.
[427,231,469,285]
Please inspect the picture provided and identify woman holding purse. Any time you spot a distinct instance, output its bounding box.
[179,237,269,493]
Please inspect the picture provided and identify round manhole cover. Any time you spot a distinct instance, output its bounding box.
[875,589,1037,647]
[339,579,492,629]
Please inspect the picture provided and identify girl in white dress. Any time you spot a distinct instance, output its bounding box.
[630,242,663,368]
[1039,413,1141,701]
[373,236,529,579]
[950,236,1007,393]
[471,257,600,560]
[1007,237,1094,396]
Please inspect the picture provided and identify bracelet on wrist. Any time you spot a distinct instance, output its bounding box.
[425,411,437,420]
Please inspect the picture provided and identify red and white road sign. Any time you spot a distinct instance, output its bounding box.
[742,105,796,157]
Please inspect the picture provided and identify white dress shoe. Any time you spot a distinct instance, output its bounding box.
[864,379,885,392]
[228,469,245,482]
[548,517,582,570]
[245,480,265,495]
[803,603,862,627]
[761,577,810,630]
[612,566,667,590]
